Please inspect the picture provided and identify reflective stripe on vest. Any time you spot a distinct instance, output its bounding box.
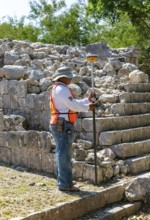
[50,82,78,124]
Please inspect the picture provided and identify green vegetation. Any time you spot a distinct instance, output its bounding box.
[0,165,78,220]
[0,0,149,61]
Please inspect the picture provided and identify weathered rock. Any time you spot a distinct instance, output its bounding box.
[125,174,150,202]
[3,65,28,80]
[3,115,26,131]
[129,70,149,83]
[74,148,87,161]
[118,63,138,75]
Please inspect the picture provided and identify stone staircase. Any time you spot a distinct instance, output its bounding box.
[1,83,150,220]
[71,83,150,219]
[99,83,150,176]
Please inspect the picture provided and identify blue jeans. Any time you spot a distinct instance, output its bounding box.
[50,120,75,189]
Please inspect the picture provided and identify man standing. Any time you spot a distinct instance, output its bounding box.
[50,66,98,192]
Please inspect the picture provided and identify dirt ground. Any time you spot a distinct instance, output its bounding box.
[0,163,149,220]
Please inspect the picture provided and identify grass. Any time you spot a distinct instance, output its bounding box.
[0,164,81,220]
[0,163,149,220]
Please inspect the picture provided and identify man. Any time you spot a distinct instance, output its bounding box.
[50,66,98,192]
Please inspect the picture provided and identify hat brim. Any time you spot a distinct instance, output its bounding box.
[52,72,74,82]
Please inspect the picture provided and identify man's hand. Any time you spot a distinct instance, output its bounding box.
[88,92,96,102]
[89,102,99,111]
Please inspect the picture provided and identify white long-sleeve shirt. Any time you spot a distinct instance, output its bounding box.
[51,82,90,121]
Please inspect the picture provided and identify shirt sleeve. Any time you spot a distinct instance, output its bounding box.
[55,86,90,112]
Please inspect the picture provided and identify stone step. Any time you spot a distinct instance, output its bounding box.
[99,126,150,146]
[123,83,150,93]
[9,180,130,220]
[119,92,150,103]
[109,103,150,116]
[111,139,150,159]
[126,154,150,174]
[76,201,141,220]
[82,114,150,133]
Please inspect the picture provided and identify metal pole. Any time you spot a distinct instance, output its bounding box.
[91,62,97,185]
[86,53,98,185]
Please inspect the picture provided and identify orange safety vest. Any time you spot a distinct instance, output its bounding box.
[50,82,78,125]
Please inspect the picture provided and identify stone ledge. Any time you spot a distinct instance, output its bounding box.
[126,154,150,174]
[111,139,150,158]
[88,202,142,220]
[9,181,130,220]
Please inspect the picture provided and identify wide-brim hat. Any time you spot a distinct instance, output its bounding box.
[52,66,73,81]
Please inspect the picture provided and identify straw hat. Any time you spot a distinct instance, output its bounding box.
[52,66,73,81]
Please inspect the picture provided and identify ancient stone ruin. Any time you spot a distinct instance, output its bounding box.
[0,39,150,219]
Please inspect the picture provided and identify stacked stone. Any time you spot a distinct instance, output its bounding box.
[0,39,148,130]
[0,39,149,183]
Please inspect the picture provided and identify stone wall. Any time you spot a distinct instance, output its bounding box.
[0,39,147,131]
[0,39,149,182]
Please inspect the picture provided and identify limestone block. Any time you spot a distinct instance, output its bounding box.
[85,152,95,165]
[39,77,52,92]
[2,95,10,110]
[38,131,52,152]
[8,131,20,147]
[83,164,103,183]
[99,131,122,146]
[79,66,89,76]
[28,69,44,80]
[25,94,36,109]
[75,118,82,133]
[102,166,114,179]
[10,95,19,109]
[31,59,44,71]
[4,51,19,65]
[72,161,85,179]
[82,118,93,132]
[0,97,3,108]
[123,83,145,92]
[129,70,149,83]
[0,80,8,95]
[109,58,122,70]
[109,103,125,115]
[32,51,46,59]
[111,143,135,158]
[3,115,25,131]
[80,131,99,144]
[126,154,150,174]
[0,109,4,131]
[0,132,8,147]
[18,98,26,109]
[100,94,119,103]
[125,174,150,202]
[0,68,5,78]
[119,92,131,103]
[18,131,28,147]
[118,63,138,75]
[74,148,87,161]
[104,184,126,203]
[97,148,116,160]
[41,152,55,173]
[3,65,28,79]
[113,165,120,176]
[0,44,11,57]
[0,146,11,163]
[16,81,27,98]
[78,139,93,150]
[27,130,39,148]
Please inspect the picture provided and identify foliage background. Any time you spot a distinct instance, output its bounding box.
[0,0,149,74]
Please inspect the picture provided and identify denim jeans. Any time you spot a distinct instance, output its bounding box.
[50,120,75,189]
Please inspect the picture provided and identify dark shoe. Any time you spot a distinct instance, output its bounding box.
[59,186,80,192]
